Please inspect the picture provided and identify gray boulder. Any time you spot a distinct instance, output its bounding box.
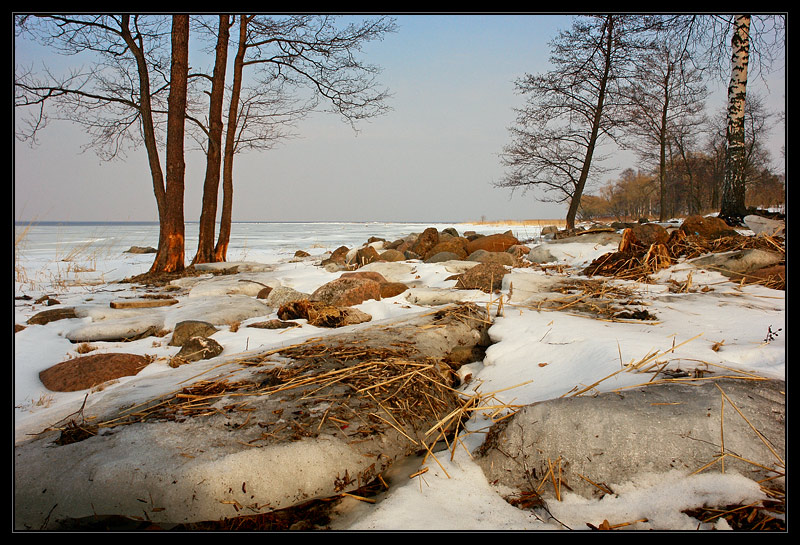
[169,320,219,347]
[476,378,785,500]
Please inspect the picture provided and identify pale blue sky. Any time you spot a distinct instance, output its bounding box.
[14,14,786,223]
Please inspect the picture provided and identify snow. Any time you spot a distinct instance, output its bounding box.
[14,222,785,531]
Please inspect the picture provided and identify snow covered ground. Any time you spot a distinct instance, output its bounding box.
[14,222,785,531]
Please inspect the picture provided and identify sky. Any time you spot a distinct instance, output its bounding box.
[14,14,786,224]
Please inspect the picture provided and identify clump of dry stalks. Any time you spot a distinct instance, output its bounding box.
[584,230,785,290]
[526,278,657,323]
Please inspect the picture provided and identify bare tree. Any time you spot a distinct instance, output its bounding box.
[151,15,189,273]
[624,36,707,220]
[211,15,397,262]
[496,15,655,229]
[14,15,192,274]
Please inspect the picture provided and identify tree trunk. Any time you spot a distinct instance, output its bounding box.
[719,14,751,222]
[214,15,250,263]
[565,16,613,230]
[193,15,231,265]
[119,15,166,222]
[150,15,189,274]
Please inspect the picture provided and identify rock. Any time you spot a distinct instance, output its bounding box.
[619,223,669,252]
[680,215,740,240]
[246,319,300,329]
[265,286,312,308]
[378,249,406,262]
[357,262,416,283]
[467,249,517,266]
[277,300,372,328]
[548,231,622,246]
[404,287,485,306]
[66,315,164,343]
[311,276,382,307]
[425,251,463,263]
[320,246,350,267]
[379,282,409,298]
[527,245,558,264]
[689,249,784,277]
[340,271,388,284]
[442,227,459,237]
[256,286,273,299]
[411,227,440,257]
[27,307,78,325]
[38,353,153,392]
[351,246,380,266]
[15,324,25,333]
[423,239,469,260]
[744,214,785,237]
[294,250,310,258]
[172,336,224,365]
[166,295,270,327]
[541,225,559,236]
[454,262,509,293]
[124,246,157,254]
[187,273,280,298]
[169,320,219,347]
[506,244,530,259]
[465,233,519,254]
[476,378,785,500]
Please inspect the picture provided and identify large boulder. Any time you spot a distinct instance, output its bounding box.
[378,249,406,262]
[680,215,740,240]
[65,314,164,343]
[454,262,510,293]
[169,320,219,347]
[423,239,469,260]
[311,276,382,307]
[467,249,517,266]
[689,249,784,277]
[38,353,154,392]
[265,286,312,308]
[465,233,519,254]
[411,227,440,257]
[27,307,78,325]
[476,378,785,501]
[172,336,224,365]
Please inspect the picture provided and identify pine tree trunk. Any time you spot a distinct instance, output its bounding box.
[150,15,189,274]
[719,14,751,223]
[193,15,230,265]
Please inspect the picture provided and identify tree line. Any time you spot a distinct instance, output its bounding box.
[496,14,785,229]
[15,14,396,275]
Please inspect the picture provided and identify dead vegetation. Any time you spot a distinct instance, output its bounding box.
[584,230,785,290]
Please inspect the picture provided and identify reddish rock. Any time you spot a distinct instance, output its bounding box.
[680,215,740,240]
[340,271,389,283]
[424,238,469,260]
[311,276,382,307]
[27,307,78,325]
[455,262,509,293]
[619,223,670,253]
[466,233,519,255]
[379,249,406,262]
[321,246,350,267]
[380,282,409,298]
[257,286,273,299]
[411,227,440,257]
[352,246,380,266]
[39,353,153,392]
